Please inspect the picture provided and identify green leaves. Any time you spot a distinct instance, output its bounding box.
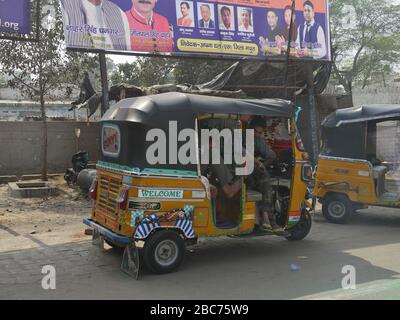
[110,57,232,87]
[330,0,400,91]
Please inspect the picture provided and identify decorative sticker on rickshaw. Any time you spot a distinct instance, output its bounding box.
[101,124,120,158]
[122,175,133,184]
[133,206,195,239]
[138,189,184,199]
[130,210,145,227]
[288,213,301,225]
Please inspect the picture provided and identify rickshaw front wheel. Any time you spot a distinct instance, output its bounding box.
[322,193,353,224]
[143,230,186,274]
[285,210,312,241]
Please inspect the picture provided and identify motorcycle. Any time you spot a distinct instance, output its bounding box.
[64,151,89,186]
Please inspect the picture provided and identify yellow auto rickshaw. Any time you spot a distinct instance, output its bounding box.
[83,92,313,277]
[315,104,400,223]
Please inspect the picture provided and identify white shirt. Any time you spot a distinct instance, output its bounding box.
[295,19,327,59]
[238,24,253,32]
[202,20,210,28]
[219,22,235,31]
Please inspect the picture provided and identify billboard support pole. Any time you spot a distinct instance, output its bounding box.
[99,52,109,116]
[305,61,319,167]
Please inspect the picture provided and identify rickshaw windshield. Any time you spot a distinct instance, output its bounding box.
[321,123,367,159]
[100,120,198,176]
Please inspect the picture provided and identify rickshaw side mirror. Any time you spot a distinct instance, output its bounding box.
[301,164,313,182]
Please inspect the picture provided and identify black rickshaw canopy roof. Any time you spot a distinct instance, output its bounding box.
[322,104,400,128]
[102,92,294,124]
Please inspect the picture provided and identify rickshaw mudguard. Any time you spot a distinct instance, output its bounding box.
[132,208,196,240]
[84,218,141,279]
[121,242,140,280]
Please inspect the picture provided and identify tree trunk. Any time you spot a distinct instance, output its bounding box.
[40,92,48,181]
[332,61,351,93]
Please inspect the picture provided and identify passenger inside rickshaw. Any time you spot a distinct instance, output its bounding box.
[198,117,242,229]
[198,115,293,231]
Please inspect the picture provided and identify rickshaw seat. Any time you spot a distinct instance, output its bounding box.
[246,189,263,202]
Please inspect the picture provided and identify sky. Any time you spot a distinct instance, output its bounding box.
[109,53,137,65]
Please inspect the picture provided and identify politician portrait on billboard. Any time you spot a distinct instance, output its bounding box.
[60,0,330,61]
[237,7,253,33]
[176,0,195,27]
[60,0,131,50]
[125,0,174,52]
[197,3,215,29]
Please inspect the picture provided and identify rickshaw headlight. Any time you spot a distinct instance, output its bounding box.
[89,176,98,200]
[116,187,129,211]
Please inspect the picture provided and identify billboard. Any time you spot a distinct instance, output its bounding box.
[0,0,31,34]
[61,0,330,61]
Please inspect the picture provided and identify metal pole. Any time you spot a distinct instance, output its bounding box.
[99,52,109,116]
[306,62,319,167]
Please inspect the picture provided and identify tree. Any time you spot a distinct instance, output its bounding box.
[329,0,400,92]
[110,61,141,86]
[110,57,175,86]
[0,0,97,180]
[62,52,102,97]
[173,59,232,85]
[110,57,233,87]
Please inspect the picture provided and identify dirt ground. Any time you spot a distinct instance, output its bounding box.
[0,176,91,240]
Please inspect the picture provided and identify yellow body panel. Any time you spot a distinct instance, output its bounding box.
[314,157,378,204]
[92,169,252,237]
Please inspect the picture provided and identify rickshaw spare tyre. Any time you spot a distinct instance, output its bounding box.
[322,193,354,224]
[285,210,312,241]
[143,230,186,274]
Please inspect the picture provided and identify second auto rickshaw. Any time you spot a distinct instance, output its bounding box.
[315,104,400,223]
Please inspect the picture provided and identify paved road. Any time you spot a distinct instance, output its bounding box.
[1,207,400,300]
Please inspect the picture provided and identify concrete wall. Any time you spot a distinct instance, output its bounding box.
[0,85,80,101]
[353,83,400,106]
[0,121,101,176]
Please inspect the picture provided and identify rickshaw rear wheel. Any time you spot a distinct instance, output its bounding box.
[285,210,312,241]
[143,230,185,274]
[322,193,353,224]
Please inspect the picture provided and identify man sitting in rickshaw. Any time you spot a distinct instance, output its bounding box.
[201,116,286,234]
[246,117,287,234]
[200,134,244,199]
